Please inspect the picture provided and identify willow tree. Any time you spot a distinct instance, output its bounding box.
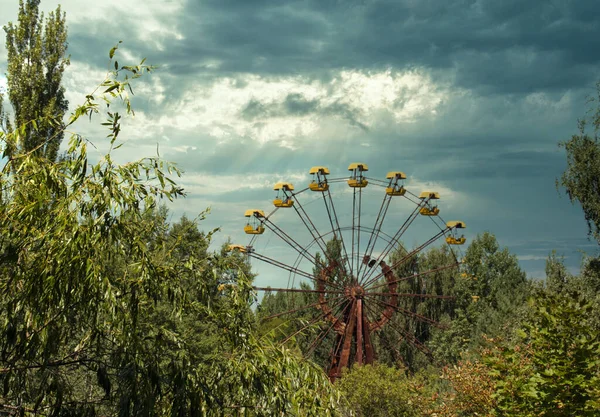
[1,0,69,161]
[0,47,339,415]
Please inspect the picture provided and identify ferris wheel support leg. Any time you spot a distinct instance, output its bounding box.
[338,300,358,374]
[356,299,363,365]
[363,313,374,364]
[328,333,343,382]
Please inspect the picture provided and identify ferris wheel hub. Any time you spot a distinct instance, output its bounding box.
[346,285,365,299]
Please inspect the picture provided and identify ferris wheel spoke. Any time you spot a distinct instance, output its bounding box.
[248,251,316,281]
[322,189,353,276]
[249,251,345,290]
[363,295,446,329]
[260,218,321,266]
[303,298,352,360]
[365,262,460,292]
[358,199,426,286]
[292,194,329,255]
[347,163,368,279]
[259,295,347,321]
[304,318,338,360]
[248,234,260,247]
[403,189,423,203]
[254,286,344,295]
[351,189,357,276]
[358,200,426,286]
[279,313,331,346]
[291,186,311,195]
[280,296,349,345]
[352,186,365,281]
[292,194,350,278]
[350,188,361,277]
[362,301,433,358]
[362,299,380,323]
[361,228,449,289]
[364,292,455,300]
[357,192,393,282]
[358,173,407,281]
[363,176,389,187]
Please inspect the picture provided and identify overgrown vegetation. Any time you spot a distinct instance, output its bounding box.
[1,1,600,415]
[0,23,339,415]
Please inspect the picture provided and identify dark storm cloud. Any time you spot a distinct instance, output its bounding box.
[239,94,320,120]
[66,0,600,96]
[167,0,599,92]
[239,93,368,130]
[68,31,130,70]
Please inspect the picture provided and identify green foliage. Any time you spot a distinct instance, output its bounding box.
[337,363,419,417]
[485,290,600,416]
[377,233,529,369]
[1,0,69,162]
[375,244,452,369]
[545,250,572,294]
[449,232,529,349]
[558,82,600,244]
[0,45,340,416]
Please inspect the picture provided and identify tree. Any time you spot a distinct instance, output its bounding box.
[0,47,340,416]
[458,232,529,341]
[336,363,420,417]
[558,82,600,244]
[485,290,600,416]
[545,250,573,294]
[434,359,496,417]
[376,244,436,369]
[1,0,69,162]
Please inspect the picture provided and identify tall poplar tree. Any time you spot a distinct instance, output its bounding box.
[1,0,68,162]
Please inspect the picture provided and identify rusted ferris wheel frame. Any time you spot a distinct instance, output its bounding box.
[233,163,467,381]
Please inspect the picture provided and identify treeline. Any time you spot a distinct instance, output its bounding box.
[256,227,600,416]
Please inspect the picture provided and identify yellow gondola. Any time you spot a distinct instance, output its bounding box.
[273,182,295,207]
[419,191,440,216]
[385,171,406,196]
[244,209,265,235]
[446,221,466,245]
[244,225,265,235]
[348,162,368,188]
[446,236,466,245]
[420,207,439,216]
[309,166,330,192]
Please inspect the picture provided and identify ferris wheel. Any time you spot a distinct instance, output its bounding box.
[230,163,466,380]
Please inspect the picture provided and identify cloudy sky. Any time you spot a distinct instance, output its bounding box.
[1,0,599,284]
